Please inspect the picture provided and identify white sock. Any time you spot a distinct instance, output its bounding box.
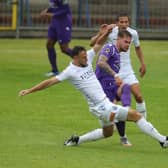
[78,128,104,144]
[136,101,147,118]
[136,118,166,142]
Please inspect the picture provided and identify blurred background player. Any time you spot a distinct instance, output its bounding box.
[90,13,147,118]
[40,0,73,77]
[95,28,132,146]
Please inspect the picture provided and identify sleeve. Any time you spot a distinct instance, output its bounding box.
[132,30,140,47]
[87,48,96,64]
[99,44,114,59]
[56,66,71,81]
[47,4,70,16]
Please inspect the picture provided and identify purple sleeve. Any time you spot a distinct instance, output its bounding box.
[47,4,71,16]
[99,44,114,59]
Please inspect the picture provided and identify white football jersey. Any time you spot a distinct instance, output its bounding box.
[107,26,140,78]
[56,49,106,106]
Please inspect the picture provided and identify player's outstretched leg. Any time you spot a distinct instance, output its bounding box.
[128,109,168,148]
[64,125,114,147]
[64,128,104,146]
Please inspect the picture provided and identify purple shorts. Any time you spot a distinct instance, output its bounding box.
[99,79,120,102]
[48,14,72,44]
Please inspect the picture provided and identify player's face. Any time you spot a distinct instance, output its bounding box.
[117,16,129,30]
[119,36,131,52]
[77,50,88,67]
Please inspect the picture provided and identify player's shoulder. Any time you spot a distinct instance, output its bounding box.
[103,43,114,49]
[100,43,116,56]
[127,27,138,36]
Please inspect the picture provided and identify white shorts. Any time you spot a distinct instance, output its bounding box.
[89,98,129,127]
[119,73,139,85]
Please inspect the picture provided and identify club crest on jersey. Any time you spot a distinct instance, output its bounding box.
[105,48,110,54]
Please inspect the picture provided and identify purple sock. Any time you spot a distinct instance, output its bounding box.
[47,48,58,72]
[121,84,131,107]
[116,84,131,137]
[116,121,125,137]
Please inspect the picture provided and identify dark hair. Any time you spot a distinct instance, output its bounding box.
[115,13,129,22]
[71,46,86,57]
[118,30,132,38]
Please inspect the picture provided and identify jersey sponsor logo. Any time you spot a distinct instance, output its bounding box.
[66,26,70,31]
[80,69,94,80]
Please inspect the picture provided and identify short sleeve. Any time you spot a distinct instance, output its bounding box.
[99,44,114,59]
[56,66,71,81]
[87,48,96,64]
[132,30,140,47]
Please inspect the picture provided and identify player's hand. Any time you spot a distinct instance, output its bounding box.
[107,24,116,32]
[40,9,48,17]
[139,64,146,77]
[115,76,123,86]
[99,24,116,34]
[40,9,53,18]
[99,24,108,34]
[19,89,30,97]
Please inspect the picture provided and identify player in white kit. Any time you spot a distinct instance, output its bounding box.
[19,30,168,149]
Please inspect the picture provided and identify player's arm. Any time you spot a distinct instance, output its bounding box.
[19,77,60,97]
[97,55,122,86]
[90,24,116,47]
[93,24,116,53]
[97,55,116,76]
[135,46,146,77]
[40,8,54,18]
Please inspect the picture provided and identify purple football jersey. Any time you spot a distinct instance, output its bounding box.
[48,0,71,17]
[96,43,120,81]
[95,43,120,101]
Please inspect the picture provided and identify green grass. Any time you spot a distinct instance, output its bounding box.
[0,39,168,168]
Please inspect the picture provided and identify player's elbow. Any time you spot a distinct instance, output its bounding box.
[97,60,105,68]
[90,39,95,47]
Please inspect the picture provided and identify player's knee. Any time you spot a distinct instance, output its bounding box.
[103,126,113,137]
[103,131,113,138]
[128,109,142,121]
[46,41,55,49]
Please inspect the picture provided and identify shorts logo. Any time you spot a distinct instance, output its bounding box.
[66,27,70,31]
[112,106,118,111]
[98,105,106,111]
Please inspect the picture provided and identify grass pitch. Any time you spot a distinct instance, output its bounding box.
[0,39,168,168]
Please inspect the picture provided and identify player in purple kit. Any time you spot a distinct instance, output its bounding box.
[40,0,73,77]
[96,30,132,146]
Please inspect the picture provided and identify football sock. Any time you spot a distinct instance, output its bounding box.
[47,48,58,72]
[78,129,104,144]
[136,102,147,118]
[116,84,131,138]
[121,84,131,107]
[115,121,125,137]
[136,117,166,142]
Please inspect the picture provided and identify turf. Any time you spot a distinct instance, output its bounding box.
[0,39,168,168]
